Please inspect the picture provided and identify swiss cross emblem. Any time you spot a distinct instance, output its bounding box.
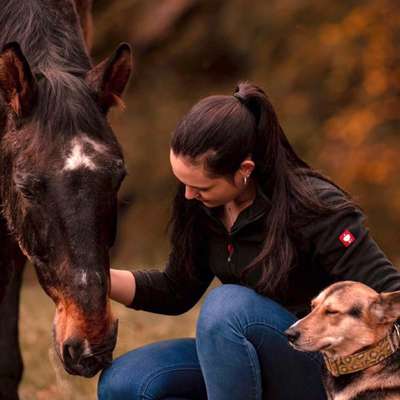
[339,230,355,247]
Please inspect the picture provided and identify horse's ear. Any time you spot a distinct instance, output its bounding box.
[86,43,133,113]
[0,42,37,118]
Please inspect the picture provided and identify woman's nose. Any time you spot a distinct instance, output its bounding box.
[185,186,198,200]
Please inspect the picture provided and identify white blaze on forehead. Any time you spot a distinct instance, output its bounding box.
[84,136,108,154]
[64,137,99,171]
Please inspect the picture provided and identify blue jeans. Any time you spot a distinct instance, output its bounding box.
[98,284,327,400]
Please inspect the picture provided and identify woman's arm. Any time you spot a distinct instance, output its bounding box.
[109,268,136,306]
[109,246,214,315]
[304,182,400,292]
[129,261,214,315]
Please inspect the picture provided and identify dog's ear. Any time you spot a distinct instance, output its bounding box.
[369,291,400,325]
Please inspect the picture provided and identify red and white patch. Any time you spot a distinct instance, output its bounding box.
[339,230,355,247]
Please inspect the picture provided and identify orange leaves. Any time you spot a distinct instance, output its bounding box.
[325,108,378,146]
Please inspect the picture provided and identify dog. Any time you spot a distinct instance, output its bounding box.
[284,281,400,400]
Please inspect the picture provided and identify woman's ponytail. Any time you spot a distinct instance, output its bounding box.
[232,82,298,293]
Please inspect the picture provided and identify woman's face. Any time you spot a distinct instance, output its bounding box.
[170,150,248,208]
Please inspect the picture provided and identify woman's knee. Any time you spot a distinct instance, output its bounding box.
[98,347,152,400]
[98,339,201,400]
[98,363,126,400]
[197,284,252,341]
[197,284,297,339]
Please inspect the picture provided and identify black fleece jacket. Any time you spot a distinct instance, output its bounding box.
[129,178,400,317]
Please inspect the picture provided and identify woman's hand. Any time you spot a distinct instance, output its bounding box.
[109,268,136,306]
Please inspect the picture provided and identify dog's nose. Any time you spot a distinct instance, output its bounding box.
[284,328,301,343]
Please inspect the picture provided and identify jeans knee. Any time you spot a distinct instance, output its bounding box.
[98,356,145,400]
[197,284,298,342]
[197,285,252,337]
[98,365,124,400]
[98,339,201,400]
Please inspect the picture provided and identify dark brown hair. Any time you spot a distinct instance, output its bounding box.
[170,82,355,296]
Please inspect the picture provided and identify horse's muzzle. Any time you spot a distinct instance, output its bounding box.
[60,320,118,377]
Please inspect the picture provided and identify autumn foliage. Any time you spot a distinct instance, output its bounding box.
[91,0,400,265]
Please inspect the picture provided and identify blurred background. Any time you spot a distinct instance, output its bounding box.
[20,0,400,398]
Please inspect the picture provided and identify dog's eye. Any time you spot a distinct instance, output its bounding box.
[325,309,339,315]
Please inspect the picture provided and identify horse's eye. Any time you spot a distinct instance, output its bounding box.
[19,185,35,199]
[15,173,46,200]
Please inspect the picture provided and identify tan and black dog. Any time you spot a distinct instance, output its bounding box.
[285,281,400,400]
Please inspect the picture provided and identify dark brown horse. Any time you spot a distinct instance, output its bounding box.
[0,0,132,398]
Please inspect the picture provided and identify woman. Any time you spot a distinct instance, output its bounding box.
[98,83,400,400]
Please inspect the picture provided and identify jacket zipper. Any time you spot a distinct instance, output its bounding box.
[227,242,234,263]
[205,208,266,264]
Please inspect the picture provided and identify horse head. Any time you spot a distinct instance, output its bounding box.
[0,41,132,377]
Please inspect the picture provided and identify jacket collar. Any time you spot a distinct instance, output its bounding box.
[201,185,271,233]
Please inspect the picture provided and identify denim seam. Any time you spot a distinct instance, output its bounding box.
[139,365,203,400]
[242,337,263,400]
[242,321,323,367]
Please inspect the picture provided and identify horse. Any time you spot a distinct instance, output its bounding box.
[0,1,132,398]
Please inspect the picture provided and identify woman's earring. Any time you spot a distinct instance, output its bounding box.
[243,175,248,185]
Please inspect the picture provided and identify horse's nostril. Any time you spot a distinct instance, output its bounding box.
[63,338,84,364]
[284,328,301,343]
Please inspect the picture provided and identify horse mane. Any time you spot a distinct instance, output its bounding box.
[0,0,91,74]
[0,0,106,137]
[35,72,107,138]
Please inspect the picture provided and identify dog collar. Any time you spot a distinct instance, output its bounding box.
[323,323,400,377]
